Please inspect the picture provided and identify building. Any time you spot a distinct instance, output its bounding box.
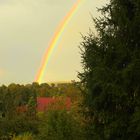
[37,97,71,112]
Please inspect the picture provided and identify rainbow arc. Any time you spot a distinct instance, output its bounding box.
[35,0,83,83]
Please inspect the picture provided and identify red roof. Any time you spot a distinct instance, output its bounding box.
[37,97,71,112]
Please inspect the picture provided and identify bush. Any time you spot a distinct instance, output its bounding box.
[0,115,39,139]
[38,109,83,140]
[12,132,34,140]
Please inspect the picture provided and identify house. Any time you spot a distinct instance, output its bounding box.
[37,97,71,112]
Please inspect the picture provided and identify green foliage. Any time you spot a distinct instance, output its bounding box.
[79,0,140,139]
[12,132,34,140]
[0,82,83,139]
[27,96,36,116]
[38,109,83,140]
[57,82,82,102]
[0,115,39,138]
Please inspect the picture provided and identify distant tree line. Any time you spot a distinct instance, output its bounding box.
[0,82,83,139]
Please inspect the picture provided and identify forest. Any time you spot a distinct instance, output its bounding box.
[0,0,140,139]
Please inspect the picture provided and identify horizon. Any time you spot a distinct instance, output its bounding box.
[0,80,77,86]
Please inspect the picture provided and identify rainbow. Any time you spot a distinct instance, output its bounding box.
[35,0,83,83]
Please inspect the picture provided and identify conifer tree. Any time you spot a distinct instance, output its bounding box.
[79,0,140,139]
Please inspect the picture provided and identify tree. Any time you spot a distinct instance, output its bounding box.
[79,0,140,139]
[37,100,83,140]
[27,96,37,117]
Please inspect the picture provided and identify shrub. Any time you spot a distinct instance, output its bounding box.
[12,132,34,140]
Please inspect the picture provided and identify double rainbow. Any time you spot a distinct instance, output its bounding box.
[35,0,83,83]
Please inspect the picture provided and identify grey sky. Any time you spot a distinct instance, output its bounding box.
[0,0,108,85]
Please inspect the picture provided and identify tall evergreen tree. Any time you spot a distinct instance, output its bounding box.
[79,0,140,139]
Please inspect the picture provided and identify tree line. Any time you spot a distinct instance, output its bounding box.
[0,82,83,139]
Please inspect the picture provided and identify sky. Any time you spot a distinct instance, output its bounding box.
[0,0,108,85]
